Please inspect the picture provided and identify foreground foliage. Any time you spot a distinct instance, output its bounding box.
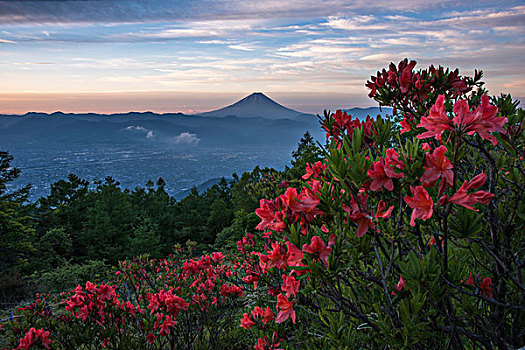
[1,59,524,349]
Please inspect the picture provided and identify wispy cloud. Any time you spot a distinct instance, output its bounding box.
[0,1,523,112]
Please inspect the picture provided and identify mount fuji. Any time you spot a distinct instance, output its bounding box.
[195,92,311,119]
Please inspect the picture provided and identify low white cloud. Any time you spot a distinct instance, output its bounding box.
[124,125,155,139]
[174,132,200,145]
[125,125,147,131]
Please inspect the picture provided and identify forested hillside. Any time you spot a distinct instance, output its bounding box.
[0,131,322,306]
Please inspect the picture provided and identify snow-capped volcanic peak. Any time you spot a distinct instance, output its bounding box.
[197,92,307,120]
[234,92,275,105]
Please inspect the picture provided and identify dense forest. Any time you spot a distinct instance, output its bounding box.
[0,131,322,307]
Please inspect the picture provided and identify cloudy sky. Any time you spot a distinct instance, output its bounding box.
[0,0,523,114]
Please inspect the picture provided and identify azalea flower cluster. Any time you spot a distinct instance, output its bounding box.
[464,272,493,298]
[15,328,53,350]
[321,109,374,146]
[366,58,471,102]
[416,95,507,146]
[241,82,510,347]
[62,281,138,329]
[255,179,323,234]
[5,250,248,349]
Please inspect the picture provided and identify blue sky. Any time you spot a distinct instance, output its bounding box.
[0,0,523,114]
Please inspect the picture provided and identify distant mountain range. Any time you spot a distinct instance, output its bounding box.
[0,92,393,200]
[0,92,391,121]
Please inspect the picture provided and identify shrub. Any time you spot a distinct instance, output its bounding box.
[239,59,524,349]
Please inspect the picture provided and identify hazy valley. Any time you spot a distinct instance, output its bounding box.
[0,93,390,200]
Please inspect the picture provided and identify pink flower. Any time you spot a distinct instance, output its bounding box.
[303,161,327,180]
[254,332,283,350]
[392,276,406,295]
[159,316,176,336]
[97,284,116,302]
[281,274,300,298]
[419,94,507,145]
[445,173,494,211]
[417,95,453,141]
[404,186,433,226]
[240,313,256,329]
[146,333,156,344]
[367,161,394,191]
[286,241,304,267]
[367,149,404,192]
[400,116,413,134]
[455,95,506,146]
[302,236,332,267]
[255,198,286,232]
[262,306,275,325]
[421,145,453,196]
[275,294,296,324]
[342,194,378,237]
[17,328,52,350]
[264,242,289,270]
[375,200,394,219]
[463,271,475,286]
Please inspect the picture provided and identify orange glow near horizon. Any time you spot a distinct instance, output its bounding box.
[0,91,370,115]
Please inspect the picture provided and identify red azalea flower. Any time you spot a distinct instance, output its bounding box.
[480,277,493,298]
[395,276,406,292]
[368,149,404,192]
[275,294,296,324]
[146,333,156,344]
[255,198,286,232]
[302,236,331,267]
[266,242,289,270]
[392,276,406,295]
[446,173,494,210]
[252,306,264,319]
[454,95,506,146]
[400,116,413,134]
[463,271,476,286]
[385,148,405,171]
[367,161,393,191]
[262,306,275,325]
[17,328,52,350]
[240,313,256,329]
[421,145,453,196]
[422,143,432,151]
[417,95,453,141]
[97,284,116,302]
[303,161,327,180]
[286,241,304,267]
[348,211,374,237]
[404,186,433,226]
[281,274,300,298]
[85,281,98,294]
[421,145,453,185]
[254,332,283,350]
[159,316,176,336]
[375,200,394,219]
[342,194,376,237]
